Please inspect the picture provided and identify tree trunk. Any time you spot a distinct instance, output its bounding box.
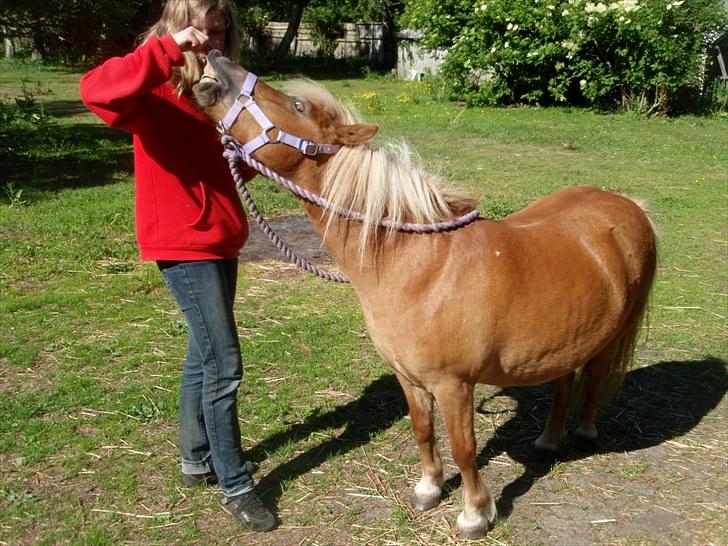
[655,85,669,117]
[30,23,45,60]
[2,26,15,59]
[273,0,308,65]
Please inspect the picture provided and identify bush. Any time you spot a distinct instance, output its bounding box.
[704,79,728,114]
[0,82,56,158]
[402,0,728,114]
[304,4,346,58]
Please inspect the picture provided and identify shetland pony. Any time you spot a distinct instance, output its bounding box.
[194,52,656,539]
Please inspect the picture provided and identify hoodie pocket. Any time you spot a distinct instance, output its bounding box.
[186,182,210,228]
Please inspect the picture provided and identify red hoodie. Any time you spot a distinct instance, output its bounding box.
[80,34,249,261]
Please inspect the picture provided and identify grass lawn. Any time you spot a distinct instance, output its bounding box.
[1,60,726,545]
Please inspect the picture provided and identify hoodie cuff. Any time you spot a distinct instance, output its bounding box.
[160,34,186,66]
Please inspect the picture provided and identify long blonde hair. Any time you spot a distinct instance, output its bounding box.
[142,0,241,94]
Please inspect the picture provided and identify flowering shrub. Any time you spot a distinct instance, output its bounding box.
[401,0,728,113]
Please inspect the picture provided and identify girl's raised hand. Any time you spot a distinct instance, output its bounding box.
[172,26,209,53]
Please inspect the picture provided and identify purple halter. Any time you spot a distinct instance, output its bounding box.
[215,70,481,283]
[216,71,340,157]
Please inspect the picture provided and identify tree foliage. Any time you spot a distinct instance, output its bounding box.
[237,0,401,62]
[303,0,399,57]
[1,0,401,64]
[1,0,161,61]
[402,0,728,113]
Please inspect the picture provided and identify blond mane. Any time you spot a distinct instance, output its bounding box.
[284,80,480,260]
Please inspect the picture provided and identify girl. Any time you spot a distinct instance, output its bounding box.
[80,0,276,533]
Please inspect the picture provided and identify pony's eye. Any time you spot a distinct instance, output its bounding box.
[292,98,306,113]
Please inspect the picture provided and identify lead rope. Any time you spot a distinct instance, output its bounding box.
[224,145,349,283]
[223,136,480,232]
[222,135,481,284]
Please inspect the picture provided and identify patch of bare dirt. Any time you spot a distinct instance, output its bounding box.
[240,214,335,266]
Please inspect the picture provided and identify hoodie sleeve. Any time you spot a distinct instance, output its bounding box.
[79,34,186,132]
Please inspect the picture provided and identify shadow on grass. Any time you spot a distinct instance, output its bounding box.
[250,374,407,504]
[249,358,725,519]
[444,357,727,518]
[44,99,93,118]
[0,121,132,197]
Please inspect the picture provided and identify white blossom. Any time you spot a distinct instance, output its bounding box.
[585,2,609,13]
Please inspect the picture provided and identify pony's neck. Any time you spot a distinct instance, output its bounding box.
[296,188,382,284]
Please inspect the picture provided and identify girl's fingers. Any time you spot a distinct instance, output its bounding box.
[172,26,209,53]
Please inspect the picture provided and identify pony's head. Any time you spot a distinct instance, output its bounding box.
[193,50,378,179]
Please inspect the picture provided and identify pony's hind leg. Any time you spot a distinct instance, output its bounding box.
[395,373,444,511]
[575,343,619,441]
[534,371,575,452]
[434,380,496,539]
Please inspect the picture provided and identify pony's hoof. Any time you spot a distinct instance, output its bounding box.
[412,478,442,512]
[575,422,598,441]
[456,513,491,540]
[457,525,488,540]
[534,432,560,452]
[411,495,440,512]
[456,497,496,540]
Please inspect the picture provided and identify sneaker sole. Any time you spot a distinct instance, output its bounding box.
[219,500,277,532]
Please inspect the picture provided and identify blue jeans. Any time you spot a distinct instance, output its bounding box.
[159,259,253,497]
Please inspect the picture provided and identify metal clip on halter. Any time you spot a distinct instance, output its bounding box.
[299,141,319,156]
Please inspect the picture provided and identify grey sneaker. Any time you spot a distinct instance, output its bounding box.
[219,489,278,532]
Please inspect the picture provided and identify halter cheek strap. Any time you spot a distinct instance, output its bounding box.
[217,72,341,157]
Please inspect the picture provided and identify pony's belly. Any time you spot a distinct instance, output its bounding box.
[365,309,616,389]
[481,352,589,387]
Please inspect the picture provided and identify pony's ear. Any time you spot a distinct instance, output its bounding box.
[334,123,378,146]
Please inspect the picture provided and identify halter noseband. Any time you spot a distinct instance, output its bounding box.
[216,71,341,157]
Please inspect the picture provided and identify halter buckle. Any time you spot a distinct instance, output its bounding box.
[300,141,319,156]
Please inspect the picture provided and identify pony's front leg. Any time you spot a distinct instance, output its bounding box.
[396,373,443,511]
[434,381,496,539]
